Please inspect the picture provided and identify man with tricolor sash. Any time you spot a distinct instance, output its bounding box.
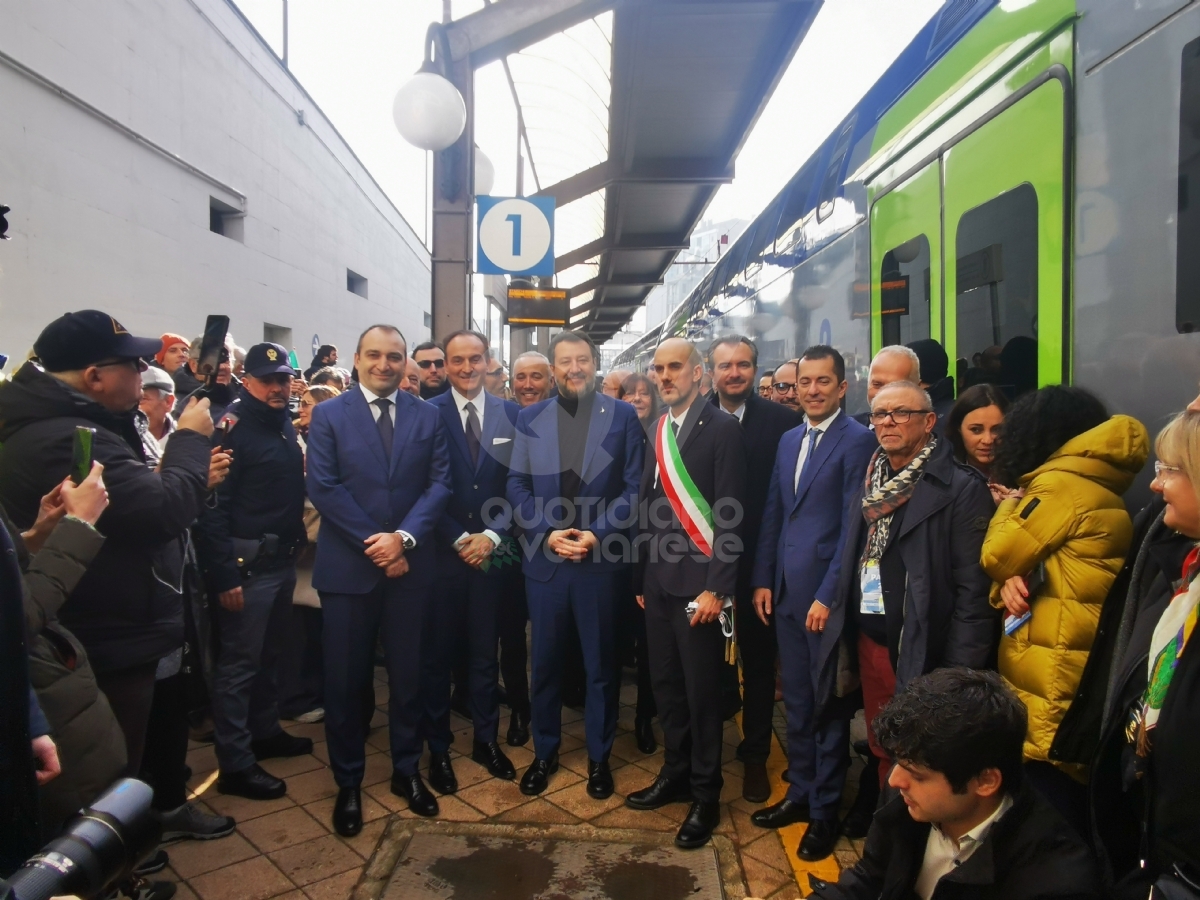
[626,337,746,850]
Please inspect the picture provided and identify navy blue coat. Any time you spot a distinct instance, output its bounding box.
[306,387,451,594]
[506,395,644,583]
[428,390,520,547]
[752,412,876,611]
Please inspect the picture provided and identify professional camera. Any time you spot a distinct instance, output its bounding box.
[0,779,161,900]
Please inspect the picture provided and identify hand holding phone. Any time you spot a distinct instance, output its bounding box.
[71,426,95,485]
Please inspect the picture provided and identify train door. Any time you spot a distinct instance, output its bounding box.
[943,76,1069,398]
[869,161,941,351]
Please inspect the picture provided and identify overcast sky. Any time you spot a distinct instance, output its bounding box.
[235,0,944,242]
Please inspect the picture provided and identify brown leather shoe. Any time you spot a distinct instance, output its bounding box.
[743,761,770,803]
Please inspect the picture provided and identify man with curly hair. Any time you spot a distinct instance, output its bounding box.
[817,668,1099,900]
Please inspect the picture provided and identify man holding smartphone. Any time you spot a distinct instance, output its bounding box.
[194,342,310,801]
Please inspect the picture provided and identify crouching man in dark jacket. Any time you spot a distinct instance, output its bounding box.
[819,668,1099,900]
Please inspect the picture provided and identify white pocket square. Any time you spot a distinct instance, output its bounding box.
[493,437,512,444]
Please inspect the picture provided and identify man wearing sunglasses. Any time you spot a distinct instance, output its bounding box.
[812,380,995,843]
[0,310,215,829]
[413,340,451,400]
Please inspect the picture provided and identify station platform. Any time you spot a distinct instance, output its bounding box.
[173,670,865,899]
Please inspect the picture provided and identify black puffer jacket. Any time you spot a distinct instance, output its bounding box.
[0,362,210,672]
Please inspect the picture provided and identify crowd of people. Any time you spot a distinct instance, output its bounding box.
[1,309,1197,900]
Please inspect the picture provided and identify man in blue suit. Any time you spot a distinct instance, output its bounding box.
[748,344,876,862]
[305,324,451,836]
[421,330,521,794]
[506,331,643,799]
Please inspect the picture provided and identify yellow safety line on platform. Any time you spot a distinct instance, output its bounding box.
[734,711,841,897]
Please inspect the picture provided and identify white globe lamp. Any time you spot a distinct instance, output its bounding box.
[474,146,495,196]
[392,71,466,152]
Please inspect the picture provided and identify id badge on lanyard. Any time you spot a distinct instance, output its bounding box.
[860,560,885,615]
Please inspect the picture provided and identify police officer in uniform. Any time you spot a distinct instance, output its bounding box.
[195,342,311,800]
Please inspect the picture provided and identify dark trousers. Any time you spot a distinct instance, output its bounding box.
[280,605,324,718]
[499,569,529,715]
[322,577,428,786]
[620,592,656,719]
[212,565,295,774]
[421,553,503,751]
[735,584,777,764]
[96,659,160,776]
[526,567,620,761]
[139,672,191,810]
[777,600,849,820]
[643,579,726,802]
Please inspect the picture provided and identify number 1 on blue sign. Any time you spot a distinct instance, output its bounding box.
[506,213,522,256]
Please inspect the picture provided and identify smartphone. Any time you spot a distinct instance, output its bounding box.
[1025,562,1047,597]
[195,315,230,379]
[72,425,95,485]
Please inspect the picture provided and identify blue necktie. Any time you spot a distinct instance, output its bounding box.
[798,426,820,485]
[374,398,394,458]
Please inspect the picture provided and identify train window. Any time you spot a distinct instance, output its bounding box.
[1177,36,1200,333]
[955,183,1039,398]
[880,235,931,347]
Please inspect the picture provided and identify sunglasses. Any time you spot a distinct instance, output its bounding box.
[416,359,445,369]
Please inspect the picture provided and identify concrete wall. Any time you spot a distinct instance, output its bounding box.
[0,0,429,366]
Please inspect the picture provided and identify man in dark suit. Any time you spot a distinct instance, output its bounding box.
[748,345,877,862]
[707,335,802,802]
[305,324,451,836]
[421,331,520,794]
[506,331,643,800]
[627,337,746,850]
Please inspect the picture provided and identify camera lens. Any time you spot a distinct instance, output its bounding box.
[4,779,160,900]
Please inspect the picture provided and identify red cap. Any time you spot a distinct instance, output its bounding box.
[156,333,188,365]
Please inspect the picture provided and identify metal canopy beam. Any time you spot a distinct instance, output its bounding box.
[446,0,617,67]
[538,159,734,206]
[556,234,691,271]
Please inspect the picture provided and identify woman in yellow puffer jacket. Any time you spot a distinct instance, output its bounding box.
[981,385,1148,836]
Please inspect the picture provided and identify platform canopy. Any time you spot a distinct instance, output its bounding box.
[445,0,822,343]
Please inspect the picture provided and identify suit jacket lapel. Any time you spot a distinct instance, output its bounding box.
[349,388,389,469]
[793,415,847,508]
[440,396,472,468]
[389,391,417,475]
[780,428,801,508]
[580,394,614,486]
[675,394,710,454]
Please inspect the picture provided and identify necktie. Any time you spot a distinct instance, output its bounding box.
[671,418,680,439]
[374,398,394,458]
[797,426,820,488]
[465,401,481,467]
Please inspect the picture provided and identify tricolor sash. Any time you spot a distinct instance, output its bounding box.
[655,414,714,557]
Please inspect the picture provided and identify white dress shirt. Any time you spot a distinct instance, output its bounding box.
[357,383,414,547]
[449,388,500,550]
[726,401,747,423]
[914,793,1013,900]
[794,407,841,491]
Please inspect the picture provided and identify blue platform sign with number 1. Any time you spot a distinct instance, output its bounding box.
[476,196,555,276]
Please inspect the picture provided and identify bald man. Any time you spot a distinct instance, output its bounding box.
[627,338,745,850]
[602,369,632,398]
[853,346,922,427]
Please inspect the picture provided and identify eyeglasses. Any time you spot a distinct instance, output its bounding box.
[487,369,505,378]
[416,359,445,369]
[1154,461,1184,480]
[868,408,932,425]
[772,382,798,394]
[96,358,149,373]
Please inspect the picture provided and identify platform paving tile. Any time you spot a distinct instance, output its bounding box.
[168,667,859,899]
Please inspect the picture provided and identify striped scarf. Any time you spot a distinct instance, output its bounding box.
[860,437,937,564]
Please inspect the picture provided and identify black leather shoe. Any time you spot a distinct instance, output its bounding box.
[506,709,530,747]
[427,752,458,795]
[634,716,656,755]
[675,800,720,849]
[251,731,313,760]
[391,772,439,817]
[586,758,613,799]
[332,787,362,837]
[625,775,692,810]
[518,753,559,796]
[751,797,810,829]
[743,761,770,803]
[472,740,516,780]
[217,763,286,800]
[798,818,839,861]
